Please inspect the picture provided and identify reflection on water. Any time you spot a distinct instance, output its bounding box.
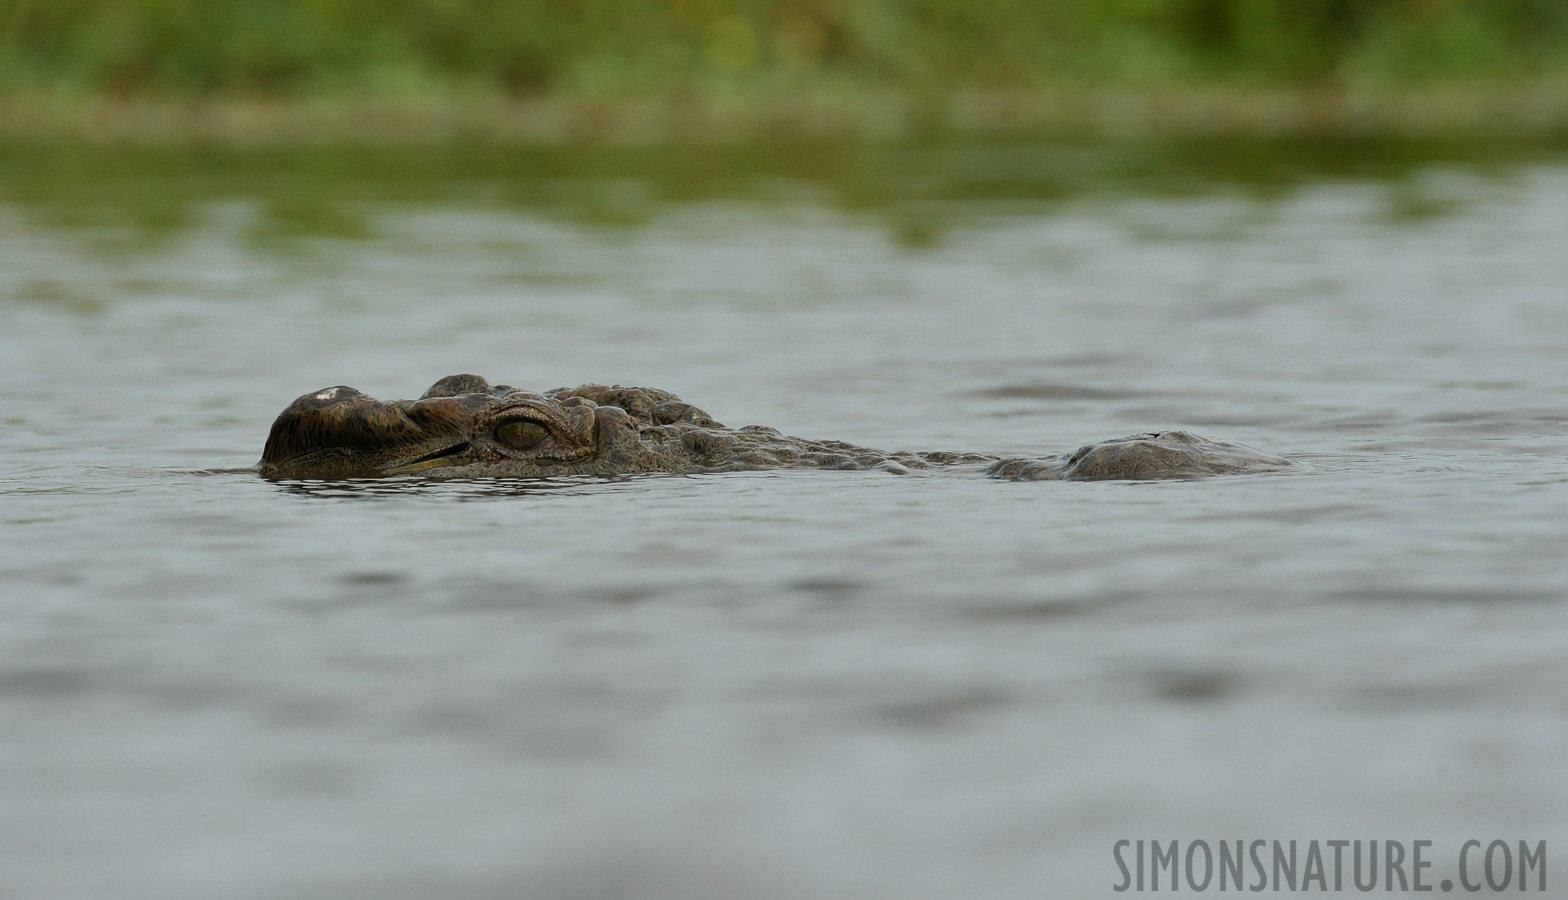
[270,475,604,501]
[2,139,1568,899]
[1,137,1560,249]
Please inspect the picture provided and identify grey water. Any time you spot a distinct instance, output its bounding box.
[2,142,1566,898]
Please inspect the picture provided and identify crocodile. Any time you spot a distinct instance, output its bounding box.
[259,374,1292,482]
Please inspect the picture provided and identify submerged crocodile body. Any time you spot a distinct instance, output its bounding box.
[259,374,1291,482]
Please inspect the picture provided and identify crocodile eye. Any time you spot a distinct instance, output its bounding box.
[495,419,550,451]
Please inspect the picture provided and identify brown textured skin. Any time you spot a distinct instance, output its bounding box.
[259,374,1292,482]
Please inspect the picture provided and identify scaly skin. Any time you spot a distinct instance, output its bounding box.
[259,374,1292,482]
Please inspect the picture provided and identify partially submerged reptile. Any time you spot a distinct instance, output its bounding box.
[259,374,1291,482]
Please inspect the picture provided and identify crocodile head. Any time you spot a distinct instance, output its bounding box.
[259,374,734,480]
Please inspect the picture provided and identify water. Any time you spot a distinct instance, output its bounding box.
[2,141,1567,898]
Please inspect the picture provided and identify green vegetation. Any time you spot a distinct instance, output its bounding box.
[2,1,1567,140]
[6,0,1567,96]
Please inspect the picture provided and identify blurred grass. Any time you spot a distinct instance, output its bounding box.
[2,1,1568,140]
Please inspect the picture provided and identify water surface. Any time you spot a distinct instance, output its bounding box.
[3,141,1567,898]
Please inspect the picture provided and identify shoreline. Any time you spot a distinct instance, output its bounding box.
[3,86,1568,146]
